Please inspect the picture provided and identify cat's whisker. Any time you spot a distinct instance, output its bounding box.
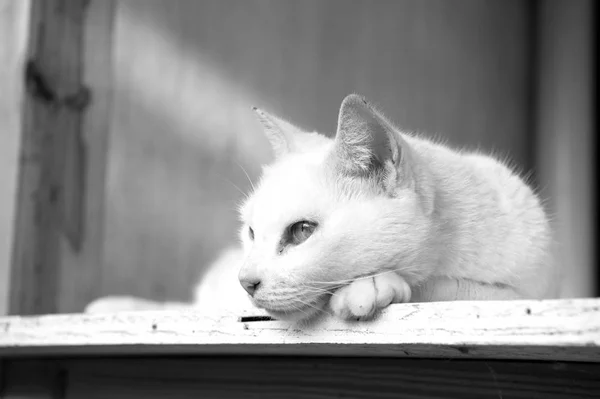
[307,267,411,287]
[209,168,251,200]
[272,290,331,318]
[234,160,256,193]
[284,301,316,321]
[223,177,249,199]
[289,303,310,318]
[294,297,333,318]
[304,286,344,295]
[297,284,339,295]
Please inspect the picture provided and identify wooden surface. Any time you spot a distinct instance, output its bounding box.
[56,0,116,317]
[0,360,64,399]
[0,0,31,315]
[3,0,116,316]
[3,357,600,399]
[7,0,90,316]
[1,299,599,362]
[97,0,535,310]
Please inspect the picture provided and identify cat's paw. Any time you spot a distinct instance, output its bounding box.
[329,273,411,320]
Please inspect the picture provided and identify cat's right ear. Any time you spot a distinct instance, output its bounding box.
[252,107,301,160]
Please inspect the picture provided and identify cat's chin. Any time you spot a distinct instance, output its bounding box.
[258,296,329,323]
[265,307,321,323]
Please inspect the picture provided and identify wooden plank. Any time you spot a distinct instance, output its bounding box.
[0,0,32,316]
[8,0,89,316]
[0,360,64,399]
[63,357,600,399]
[2,356,598,399]
[0,359,3,396]
[0,299,598,362]
[57,0,115,314]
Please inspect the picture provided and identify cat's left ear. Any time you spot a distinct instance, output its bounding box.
[330,94,433,213]
[330,95,409,184]
[252,107,303,160]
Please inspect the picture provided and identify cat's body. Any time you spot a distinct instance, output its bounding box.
[86,94,558,322]
[236,94,558,321]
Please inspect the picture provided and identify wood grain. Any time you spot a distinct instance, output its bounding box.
[74,357,600,399]
[0,0,31,316]
[0,361,64,399]
[0,360,64,399]
[8,0,89,316]
[57,0,115,314]
[3,357,600,399]
[1,299,598,362]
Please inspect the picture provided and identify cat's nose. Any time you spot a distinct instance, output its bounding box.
[240,278,261,297]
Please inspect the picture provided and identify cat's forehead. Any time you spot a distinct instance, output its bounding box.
[240,152,329,226]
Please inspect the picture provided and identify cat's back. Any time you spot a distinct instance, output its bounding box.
[463,150,547,232]
[411,135,546,226]
[407,135,557,298]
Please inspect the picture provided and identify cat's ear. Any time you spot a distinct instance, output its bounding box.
[331,94,406,176]
[252,107,303,159]
[330,94,433,213]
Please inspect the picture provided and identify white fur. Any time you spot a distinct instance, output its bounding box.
[236,94,559,322]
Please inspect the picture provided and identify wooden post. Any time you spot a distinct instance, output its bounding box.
[0,0,32,316]
[9,0,89,315]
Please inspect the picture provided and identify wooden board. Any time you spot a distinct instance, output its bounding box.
[0,0,32,315]
[7,0,90,316]
[1,299,598,362]
[56,0,115,314]
[4,0,116,316]
[0,360,64,399]
[2,357,598,399]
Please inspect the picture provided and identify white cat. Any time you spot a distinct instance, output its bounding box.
[235,94,559,322]
[86,94,559,321]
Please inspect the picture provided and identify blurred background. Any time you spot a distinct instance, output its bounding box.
[0,0,596,315]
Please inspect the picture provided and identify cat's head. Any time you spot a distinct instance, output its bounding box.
[238,94,435,321]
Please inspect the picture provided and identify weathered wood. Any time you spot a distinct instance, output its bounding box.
[0,0,31,316]
[8,0,89,315]
[0,360,64,399]
[1,299,598,362]
[63,357,600,399]
[2,356,600,399]
[57,0,115,314]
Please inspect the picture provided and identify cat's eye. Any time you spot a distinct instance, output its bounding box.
[248,226,255,240]
[289,221,317,245]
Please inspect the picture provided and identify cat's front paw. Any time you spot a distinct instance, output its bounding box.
[329,273,411,320]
